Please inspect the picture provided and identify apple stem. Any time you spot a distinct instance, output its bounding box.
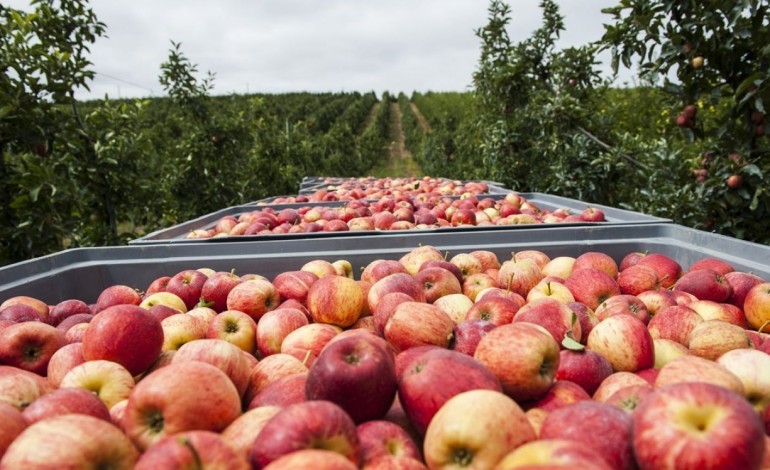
[759,320,770,334]
[301,349,312,366]
[178,437,203,470]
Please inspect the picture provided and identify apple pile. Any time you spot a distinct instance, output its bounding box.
[1,246,769,468]
[186,192,607,239]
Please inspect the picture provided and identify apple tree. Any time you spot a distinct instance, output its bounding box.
[600,0,770,241]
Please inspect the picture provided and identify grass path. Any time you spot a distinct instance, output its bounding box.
[369,102,423,177]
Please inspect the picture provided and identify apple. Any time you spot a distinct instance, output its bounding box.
[146,304,182,322]
[362,260,409,285]
[555,349,614,396]
[307,275,365,327]
[0,321,66,375]
[384,302,454,352]
[93,285,142,313]
[226,279,280,321]
[399,245,444,276]
[0,402,26,459]
[619,251,647,271]
[248,372,308,409]
[465,296,520,326]
[716,348,770,414]
[145,276,171,295]
[0,414,138,468]
[368,273,427,314]
[497,258,543,298]
[688,300,748,327]
[172,338,252,398]
[243,353,308,405]
[655,355,744,395]
[357,420,422,464]
[306,334,397,424]
[140,291,188,313]
[617,264,661,296]
[257,308,309,357]
[280,323,342,366]
[580,207,606,222]
[637,253,682,288]
[60,359,136,409]
[633,382,765,470]
[159,313,208,351]
[199,271,242,312]
[64,322,89,343]
[0,296,49,322]
[22,387,111,424]
[513,297,581,346]
[414,267,462,303]
[594,294,649,324]
[572,252,618,279]
[165,269,208,311]
[449,253,483,279]
[525,280,575,304]
[604,384,655,414]
[469,250,501,272]
[539,401,634,470]
[565,268,621,310]
[398,348,502,435]
[262,449,358,470]
[433,293,474,324]
[525,380,591,413]
[123,361,242,450]
[185,306,216,324]
[541,256,576,280]
[653,338,690,368]
[636,289,677,316]
[0,365,54,410]
[199,312,257,358]
[221,406,282,459]
[673,269,732,302]
[272,270,318,305]
[423,389,535,469]
[373,292,416,335]
[744,282,770,330]
[687,320,750,361]
[647,305,702,346]
[0,303,43,323]
[48,299,91,326]
[134,430,249,470]
[249,400,360,468]
[724,271,765,309]
[462,273,499,301]
[474,322,560,401]
[586,314,654,372]
[688,257,735,275]
[566,301,599,343]
[46,342,85,387]
[495,438,612,469]
[593,371,651,402]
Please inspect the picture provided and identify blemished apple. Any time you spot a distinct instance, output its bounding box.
[495,438,613,469]
[555,349,614,396]
[172,338,252,398]
[655,355,744,396]
[60,359,136,409]
[306,334,397,424]
[423,389,535,469]
[398,348,502,436]
[474,322,560,402]
[207,309,258,354]
[307,275,365,327]
[384,302,454,352]
[133,430,249,470]
[356,420,422,464]
[539,401,634,470]
[0,414,139,468]
[247,372,308,409]
[221,406,282,460]
[586,313,654,372]
[249,400,360,469]
[22,387,111,425]
[46,342,85,388]
[83,304,163,376]
[122,361,242,450]
[0,321,66,375]
[633,382,765,470]
[744,282,770,330]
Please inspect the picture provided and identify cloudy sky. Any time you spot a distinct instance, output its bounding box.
[10,0,635,99]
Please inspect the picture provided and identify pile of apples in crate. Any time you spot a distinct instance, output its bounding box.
[1,245,770,469]
[187,192,606,239]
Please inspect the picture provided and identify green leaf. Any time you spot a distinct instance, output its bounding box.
[562,335,585,351]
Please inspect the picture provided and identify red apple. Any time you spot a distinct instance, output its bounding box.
[373,292,416,335]
[724,271,765,309]
[207,309,259,354]
[221,406,282,459]
[263,449,358,470]
[243,353,308,405]
[495,438,613,469]
[687,320,750,361]
[573,252,618,279]
[249,400,360,468]
[414,267,462,304]
[384,302,454,352]
[655,355,744,395]
[513,297,581,347]
[48,299,91,326]
[556,349,614,396]
[593,371,652,402]
[257,308,309,357]
[633,382,764,470]
[688,257,735,275]
[368,273,426,314]
[172,338,252,398]
[123,361,241,450]
[451,319,497,356]
[248,372,308,409]
[46,342,85,387]
[226,279,280,321]
[637,253,682,288]
[362,260,409,285]
[744,282,770,330]
[673,269,732,302]
[22,387,111,424]
[0,321,66,375]
[60,359,136,409]
[94,285,142,313]
[307,275,365,327]
[525,380,591,413]
[594,294,649,324]
[134,430,248,470]
[465,296,520,326]
[474,322,560,401]
[0,303,43,323]
[497,258,543,298]
[199,271,242,312]
[617,264,662,296]
[165,269,208,311]
[636,289,677,316]
[586,314,654,372]
[0,414,138,468]
[462,273,499,301]
[357,420,422,464]
[565,268,621,310]
[647,305,702,346]
[272,270,318,305]
[0,402,26,459]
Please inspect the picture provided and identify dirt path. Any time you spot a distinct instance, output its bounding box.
[410,102,432,132]
[370,102,422,177]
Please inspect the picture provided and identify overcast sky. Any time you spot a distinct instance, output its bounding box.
[10,0,635,100]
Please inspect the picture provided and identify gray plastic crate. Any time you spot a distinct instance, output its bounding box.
[3,224,769,305]
[129,192,670,245]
